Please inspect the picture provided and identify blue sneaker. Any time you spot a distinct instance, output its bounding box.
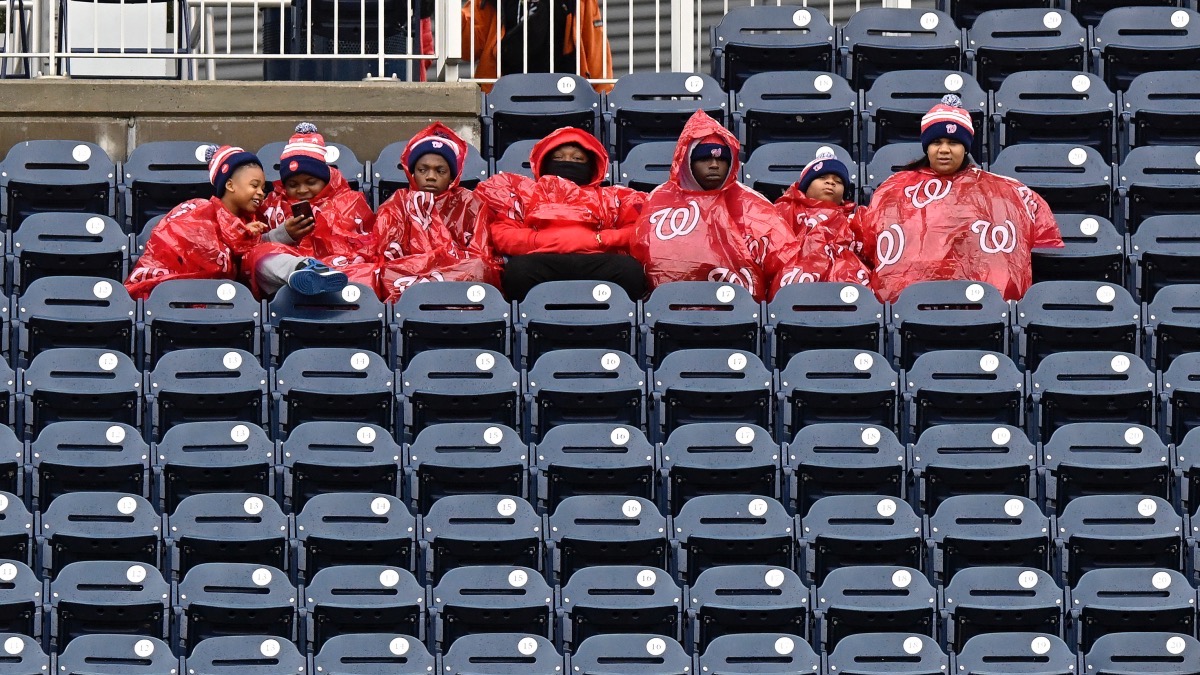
[287,258,348,296]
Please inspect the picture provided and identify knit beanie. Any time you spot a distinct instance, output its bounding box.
[407,134,461,178]
[920,94,974,152]
[206,144,261,198]
[279,122,331,183]
[691,134,732,162]
[797,150,851,194]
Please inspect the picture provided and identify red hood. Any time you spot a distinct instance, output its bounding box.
[530,127,609,186]
[670,110,741,193]
[401,121,471,190]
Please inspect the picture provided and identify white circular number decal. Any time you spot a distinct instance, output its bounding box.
[645,638,666,656]
[260,639,280,658]
[86,216,106,234]
[497,498,517,516]
[965,284,985,302]
[1018,570,1039,589]
[357,426,376,444]
[557,76,576,94]
[792,9,810,27]
[379,569,400,587]
[979,354,999,373]
[749,498,769,516]
[903,637,923,655]
[735,426,755,444]
[1168,636,1187,655]
[1138,498,1157,517]
[72,144,92,162]
[509,569,528,588]
[861,428,881,446]
[992,427,1011,445]
[466,284,486,303]
[637,569,657,587]
[1172,10,1190,27]
[1153,571,1172,590]
[231,424,251,443]
[0,564,16,581]
[1125,427,1144,445]
[764,569,785,588]
[371,497,391,515]
[1004,498,1024,517]
[127,565,147,583]
[877,498,897,517]
[593,284,612,302]
[1031,636,1051,655]
[622,500,642,518]
[223,351,243,370]
[350,352,371,371]
[774,637,794,655]
[715,285,736,303]
[840,285,859,303]
[2,637,22,655]
[1096,285,1115,304]
[106,425,126,444]
[390,637,410,656]
[1043,11,1061,29]
[813,74,832,92]
[1111,355,1130,373]
[893,569,912,588]
[341,285,361,302]
[517,638,539,656]
[944,73,963,91]
[920,12,939,29]
[217,283,237,301]
[93,280,113,299]
[600,353,622,371]
[684,76,705,93]
[611,428,630,445]
[98,353,120,371]
[1068,148,1088,166]
[244,496,263,515]
[1079,218,1099,236]
[728,353,747,371]
[484,426,504,445]
[853,353,874,371]
[477,353,496,371]
[133,640,155,657]
[252,568,273,586]
[1071,74,1091,93]
[117,496,138,514]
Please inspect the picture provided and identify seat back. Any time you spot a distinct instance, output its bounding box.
[57,635,177,675]
[401,349,520,437]
[1042,423,1170,515]
[766,282,885,368]
[527,349,645,440]
[39,492,160,575]
[826,633,947,675]
[910,424,1035,514]
[275,348,395,437]
[484,73,602,159]
[1032,214,1124,285]
[1084,632,1200,675]
[742,142,858,203]
[890,280,1010,370]
[606,73,727,162]
[815,565,937,650]
[942,567,1063,653]
[0,140,115,231]
[143,279,261,368]
[955,632,1075,675]
[1163,353,1200,441]
[1057,495,1181,584]
[734,72,856,156]
[1131,215,1200,301]
[420,494,542,583]
[1030,351,1156,440]
[176,563,296,651]
[841,8,962,90]
[967,9,1087,91]
[1073,568,1195,652]
[697,633,820,675]
[547,495,667,581]
[711,6,836,90]
[1120,146,1200,232]
[0,429,22,500]
[661,422,780,516]
[904,350,1024,436]
[0,493,33,567]
[31,421,148,508]
[778,349,898,435]
[50,560,169,646]
[802,495,922,584]
[1095,7,1200,92]
[393,281,510,366]
[11,213,128,291]
[990,144,1113,219]
[409,423,527,515]
[441,634,561,675]
[614,141,674,192]
[431,566,553,648]
[533,424,656,511]
[559,566,681,648]
[651,349,773,439]
[516,280,638,366]
[1123,70,1200,151]
[993,71,1116,161]
[673,495,793,583]
[157,421,275,512]
[186,636,305,675]
[17,276,137,364]
[258,140,364,191]
[168,492,289,576]
[281,421,402,511]
[304,565,426,651]
[570,634,691,675]
[124,141,213,231]
[862,142,923,203]
[788,423,904,517]
[22,349,142,443]
[0,561,43,637]
[863,69,987,159]
[296,493,415,580]
[313,634,435,675]
[0,634,49,675]
[267,283,386,364]
[641,282,761,367]
[1146,284,1200,371]
[688,565,808,650]
[146,348,268,441]
[493,139,539,180]
[928,495,1049,582]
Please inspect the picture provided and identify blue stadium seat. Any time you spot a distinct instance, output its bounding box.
[1032,214,1125,285]
[1131,216,1200,301]
[1163,353,1200,442]
[0,634,49,675]
[526,349,645,440]
[650,349,772,440]
[175,563,296,652]
[673,495,793,584]
[303,565,425,651]
[1118,146,1200,233]
[661,423,779,517]
[777,349,898,436]
[392,281,509,368]
[143,279,262,369]
[1056,495,1181,584]
[37,492,159,576]
[765,282,884,370]
[955,632,1076,675]
[123,141,213,232]
[0,140,115,231]
[420,494,541,583]
[493,139,538,180]
[0,493,32,568]
[186,636,305,675]
[157,421,276,513]
[929,495,1050,582]
[16,276,136,365]
[0,561,42,638]
[1093,7,1200,92]
[1014,281,1140,370]
[430,566,552,648]
[166,493,289,578]
[641,282,761,368]
[942,568,1063,652]
[711,6,835,91]
[1145,285,1200,371]
[1042,423,1170,516]
[56,635,177,675]
[0,365,13,447]
[133,215,162,263]
[841,9,962,90]
[373,139,488,205]
[966,9,1087,92]
[570,634,690,675]
[295,494,414,582]
[686,566,808,650]
[442,634,560,675]
[49,560,169,647]
[558,566,681,648]
[813,565,937,650]
[864,70,988,162]
[258,140,364,192]
[825,632,947,675]
[274,348,395,438]
[1030,351,1156,441]
[267,284,386,365]
[861,142,924,204]
[0,430,21,500]
[989,144,1114,219]
[1121,71,1200,155]
[516,280,638,367]
[742,142,859,203]
[482,74,602,161]
[280,422,402,512]
[1083,632,1200,675]
[788,423,905,517]
[909,424,1037,515]
[889,281,1010,371]
[696,633,820,675]
[802,495,922,584]
[532,424,656,511]
[10,213,127,291]
[31,421,148,509]
[313,634,435,675]
[1071,568,1194,652]
[605,73,727,162]
[409,423,526,515]
[401,349,520,438]
[614,141,673,192]
[145,348,268,441]
[547,495,667,582]
[1176,429,1200,514]
[993,71,1116,162]
[733,72,857,156]
[903,350,1024,437]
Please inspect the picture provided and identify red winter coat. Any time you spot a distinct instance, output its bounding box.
[475,126,645,257]
[375,122,502,300]
[125,196,261,300]
[774,187,871,286]
[630,110,809,301]
[858,165,1064,302]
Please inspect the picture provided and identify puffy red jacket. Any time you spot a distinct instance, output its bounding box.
[475,127,645,256]
[858,165,1064,302]
[630,110,808,301]
[774,187,871,287]
[125,196,261,300]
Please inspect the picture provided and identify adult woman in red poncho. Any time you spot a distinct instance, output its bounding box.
[374,122,502,300]
[857,95,1064,302]
[474,126,646,300]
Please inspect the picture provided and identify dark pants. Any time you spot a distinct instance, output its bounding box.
[502,253,646,301]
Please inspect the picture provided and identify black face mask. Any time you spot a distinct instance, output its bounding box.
[541,159,594,186]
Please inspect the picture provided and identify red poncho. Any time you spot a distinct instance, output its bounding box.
[774,187,871,287]
[858,166,1064,302]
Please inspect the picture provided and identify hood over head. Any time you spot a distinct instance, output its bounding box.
[670,110,741,193]
[529,127,609,186]
[401,122,471,189]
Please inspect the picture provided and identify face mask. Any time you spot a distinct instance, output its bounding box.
[542,159,594,186]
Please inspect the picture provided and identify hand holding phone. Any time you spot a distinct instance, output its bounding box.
[290,201,314,220]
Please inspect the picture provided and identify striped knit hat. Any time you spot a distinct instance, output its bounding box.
[920,94,974,152]
[206,144,262,198]
[279,122,331,183]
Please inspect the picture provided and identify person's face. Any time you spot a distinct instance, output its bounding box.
[550,144,590,164]
[804,173,845,204]
[224,164,267,213]
[412,153,453,194]
[692,157,731,191]
[283,173,328,201]
[926,138,967,176]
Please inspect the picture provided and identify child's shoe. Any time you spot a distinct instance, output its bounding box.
[287,258,348,295]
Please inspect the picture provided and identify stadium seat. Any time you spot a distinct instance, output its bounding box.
[430,566,552,648]
[16,276,136,365]
[673,495,793,583]
[274,348,395,438]
[0,561,42,638]
[825,632,947,675]
[686,566,808,650]
[1121,71,1200,155]
[49,560,169,647]
[392,281,509,368]
[955,632,1076,675]
[1014,281,1140,370]
[742,142,859,203]
[1176,429,1200,514]
[777,349,898,436]
[56,635,177,675]
[302,565,425,651]
[696,633,821,675]
[765,282,884,369]
[186,636,304,675]
[0,430,21,500]
[1145,285,1200,371]
[157,421,276,513]
[1071,568,1194,652]
[493,139,538,179]
[420,494,542,583]
[928,495,1050,582]
[1131,216,1200,301]
[280,421,402,512]
[267,284,386,365]
[993,71,1115,162]
[1093,7,1200,92]
[1163,353,1200,442]
[547,495,667,582]
[31,421,148,509]
[650,349,772,440]
[841,9,962,90]
[175,563,296,652]
[909,424,1037,515]
[1083,632,1200,675]
[558,566,681,648]
[710,6,836,90]
[0,634,49,675]
[615,141,676,193]
[295,494,414,581]
[1042,423,1170,516]
[373,139,488,205]
[515,280,638,367]
[145,348,268,441]
[966,9,1088,92]
[482,73,602,161]
[143,279,262,369]
[570,634,690,675]
[660,423,779,517]
[1032,214,1125,285]
[733,72,857,156]
[0,366,13,446]
[989,144,1113,219]
[1030,351,1156,441]
[1056,495,1181,585]
[863,70,988,161]
[133,215,161,263]
[0,140,115,231]
[889,281,1009,371]
[258,140,364,192]
[409,423,526,515]
[788,423,905,517]
[123,141,213,231]
[941,567,1063,652]
[862,142,924,204]
[526,349,645,441]
[813,565,936,650]
[605,73,727,162]
[38,492,159,576]
[532,424,656,511]
[166,492,288,577]
[401,349,520,438]
[1117,145,1200,233]
[903,350,1024,437]
[641,282,761,368]
[313,633,435,675]
[0,493,32,568]
[802,495,921,584]
[10,213,127,291]
[441,634,560,675]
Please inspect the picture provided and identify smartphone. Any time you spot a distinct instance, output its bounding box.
[290,201,314,220]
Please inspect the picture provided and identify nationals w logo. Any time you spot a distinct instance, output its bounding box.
[875,224,905,270]
[904,178,953,209]
[409,191,436,231]
[971,219,1017,254]
[651,200,701,241]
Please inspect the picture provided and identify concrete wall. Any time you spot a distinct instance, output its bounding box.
[0,79,481,162]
